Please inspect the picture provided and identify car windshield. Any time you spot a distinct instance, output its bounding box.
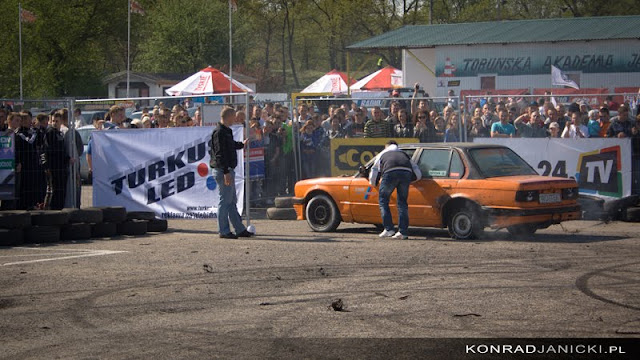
[469,147,537,178]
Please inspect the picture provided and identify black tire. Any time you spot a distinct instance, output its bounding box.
[507,224,538,236]
[62,208,103,224]
[305,194,341,232]
[24,226,60,244]
[274,197,294,209]
[624,207,640,222]
[147,219,168,232]
[447,208,484,240]
[117,220,148,236]
[267,207,297,220]
[61,223,92,241]
[0,211,31,229]
[0,229,24,246]
[30,210,69,226]
[91,222,118,238]
[126,211,157,221]
[95,207,127,223]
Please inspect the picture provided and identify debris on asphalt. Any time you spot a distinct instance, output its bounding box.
[398,295,410,300]
[374,292,389,298]
[318,267,328,276]
[259,302,273,306]
[330,299,344,311]
[203,264,214,273]
[453,313,481,317]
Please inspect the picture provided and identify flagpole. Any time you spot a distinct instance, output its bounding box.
[18,2,23,100]
[126,0,131,98]
[228,0,233,95]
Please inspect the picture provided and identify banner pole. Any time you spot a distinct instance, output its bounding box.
[18,2,23,100]
[126,0,131,98]
[244,93,250,226]
[228,0,233,95]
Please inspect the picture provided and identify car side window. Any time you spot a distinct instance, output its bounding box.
[449,151,465,179]
[418,150,451,178]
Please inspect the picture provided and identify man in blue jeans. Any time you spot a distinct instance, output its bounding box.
[368,140,421,239]
[210,107,254,239]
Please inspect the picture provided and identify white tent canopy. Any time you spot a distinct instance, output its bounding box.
[165,66,254,96]
[301,69,354,94]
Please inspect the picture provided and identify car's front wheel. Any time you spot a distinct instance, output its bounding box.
[448,208,484,240]
[305,194,341,232]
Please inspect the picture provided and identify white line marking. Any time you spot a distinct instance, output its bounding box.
[2,250,127,266]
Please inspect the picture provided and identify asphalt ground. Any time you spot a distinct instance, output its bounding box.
[1,186,639,359]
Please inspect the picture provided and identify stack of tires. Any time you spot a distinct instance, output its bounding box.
[266,197,297,220]
[0,207,169,246]
[0,211,31,246]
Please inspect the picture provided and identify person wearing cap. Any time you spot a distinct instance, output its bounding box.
[607,104,633,138]
[130,119,143,128]
[514,109,547,138]
[548,122,561,138]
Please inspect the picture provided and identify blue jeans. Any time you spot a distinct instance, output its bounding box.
[378,170,412,234]
[213,169,246,235]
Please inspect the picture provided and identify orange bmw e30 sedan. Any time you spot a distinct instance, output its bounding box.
[292,143,581,239]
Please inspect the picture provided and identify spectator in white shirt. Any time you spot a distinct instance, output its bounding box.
[562,112,589,139]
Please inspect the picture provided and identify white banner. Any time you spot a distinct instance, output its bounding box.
[92,126,245,219]
[473,138,632,199]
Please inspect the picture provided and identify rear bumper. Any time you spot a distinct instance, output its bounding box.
[482,205,582,228]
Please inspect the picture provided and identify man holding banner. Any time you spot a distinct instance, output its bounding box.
[210,107,254,239]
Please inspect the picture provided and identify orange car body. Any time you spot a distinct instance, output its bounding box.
[293,144,581,235]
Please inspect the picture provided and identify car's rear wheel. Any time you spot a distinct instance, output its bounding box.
[305,194,340,232]
[506,224,538,236]
[447,208,484,240]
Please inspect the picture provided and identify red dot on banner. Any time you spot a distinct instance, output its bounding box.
[197,163,209,177]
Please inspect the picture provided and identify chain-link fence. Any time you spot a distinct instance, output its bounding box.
[0,98,79,210]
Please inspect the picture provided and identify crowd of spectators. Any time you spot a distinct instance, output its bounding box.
[2,89,639,206]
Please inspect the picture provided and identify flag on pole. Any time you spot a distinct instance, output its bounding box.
[20,8,36,23]
[131,0,145,15]
[551,65,579,90]
[229,0,238,12]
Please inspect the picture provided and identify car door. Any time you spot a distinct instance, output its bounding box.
[349,148,417,224]
[408,148,463,226]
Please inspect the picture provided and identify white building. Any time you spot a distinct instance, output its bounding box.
[348,16,640,99]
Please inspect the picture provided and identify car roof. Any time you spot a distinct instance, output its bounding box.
[398,142,506,150]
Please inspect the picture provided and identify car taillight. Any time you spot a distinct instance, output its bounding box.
[562,187,579,200]
[515,190,539,202]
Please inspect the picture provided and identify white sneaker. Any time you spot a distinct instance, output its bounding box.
[392,232,408,240]
[378,229,396,238]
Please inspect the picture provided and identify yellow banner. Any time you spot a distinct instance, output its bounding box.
[330,138,418,176]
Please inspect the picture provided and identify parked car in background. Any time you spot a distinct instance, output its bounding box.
[293,143,581,239]
[80,111,107,127]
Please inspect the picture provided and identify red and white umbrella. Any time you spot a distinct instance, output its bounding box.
[351,66,403,91]
[301,69,355,94]
[165,66,254,96]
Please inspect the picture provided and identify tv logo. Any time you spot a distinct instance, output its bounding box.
[576,146,621,197]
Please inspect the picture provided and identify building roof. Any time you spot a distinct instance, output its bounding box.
[347,15,640,50]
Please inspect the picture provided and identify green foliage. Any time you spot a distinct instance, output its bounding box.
[0,0,638,98]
